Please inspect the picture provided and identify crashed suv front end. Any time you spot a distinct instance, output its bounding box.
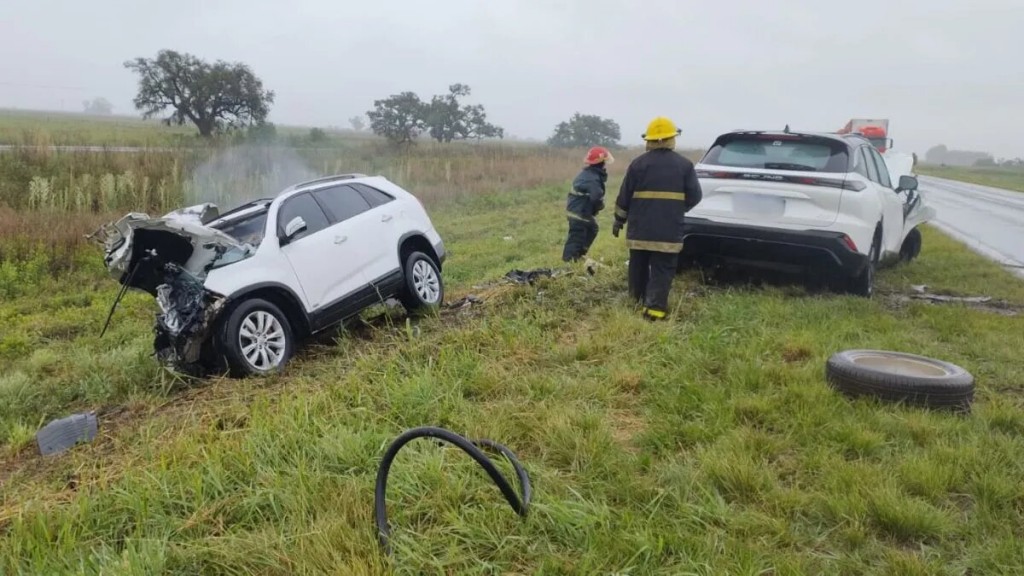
[93,203,256,375]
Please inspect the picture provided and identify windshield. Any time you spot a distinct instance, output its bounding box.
[702,135,850,172]
[867,137,888,150]
[212,211,268,247]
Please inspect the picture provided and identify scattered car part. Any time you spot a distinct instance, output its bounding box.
[374,426,532,557]
[37,412,98,456]
[908,285,992,304]
[826,349,974,412]
[505,268,555,285]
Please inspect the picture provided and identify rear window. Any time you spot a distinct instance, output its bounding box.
[702,135,850,173]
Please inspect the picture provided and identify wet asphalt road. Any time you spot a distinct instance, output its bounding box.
[918,176,1024,278]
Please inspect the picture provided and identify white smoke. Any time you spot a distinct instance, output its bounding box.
[184,145,319,210]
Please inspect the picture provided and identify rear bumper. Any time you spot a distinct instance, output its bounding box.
[681,218,869,276]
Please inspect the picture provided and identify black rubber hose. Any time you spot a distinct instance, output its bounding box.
[373,426,532,556]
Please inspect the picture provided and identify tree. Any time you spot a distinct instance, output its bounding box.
[548,113,621,148]
[124,49,275,137]
[367,92,427,146]
[423,84,503,143]
[308,127,328,143]
[82,97,113,115]
[349,115,366,131]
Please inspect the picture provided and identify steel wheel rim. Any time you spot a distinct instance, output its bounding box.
[238,310,286,371]
[849,352,951,378]
[412,259,440,304]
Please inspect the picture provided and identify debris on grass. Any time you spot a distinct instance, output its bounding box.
[504,268,556,285]
[910,284,992,303]
[36,412,98,456]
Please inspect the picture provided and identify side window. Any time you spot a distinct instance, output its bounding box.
[352,183,395,208]
[852,148,870,178]
[312,185,372,224]
[868,148,892,188]
[861,147,881,184]
[278,193,330,241]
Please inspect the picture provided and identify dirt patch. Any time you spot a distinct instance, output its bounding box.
[607,409,647,453]
[781,345,813,363]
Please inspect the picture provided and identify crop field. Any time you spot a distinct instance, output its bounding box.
[2,112,1024,574]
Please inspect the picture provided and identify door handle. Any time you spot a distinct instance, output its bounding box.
[381,214,393,222]
[334,235,347,244]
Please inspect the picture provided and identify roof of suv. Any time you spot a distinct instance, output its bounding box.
[718,129,855,146]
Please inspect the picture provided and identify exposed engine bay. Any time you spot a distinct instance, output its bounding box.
[91,203,256,375]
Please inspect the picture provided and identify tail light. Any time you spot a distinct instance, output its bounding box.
[841,235,858,252]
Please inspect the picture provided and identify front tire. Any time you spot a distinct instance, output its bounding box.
[399,251,444,313]
[900,227,922,263]
[220,298,294,377]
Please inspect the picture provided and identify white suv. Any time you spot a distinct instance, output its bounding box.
[681,130,935,296]
[98,174,446,376]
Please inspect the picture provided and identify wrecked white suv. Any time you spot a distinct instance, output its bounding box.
[95,174,447,377]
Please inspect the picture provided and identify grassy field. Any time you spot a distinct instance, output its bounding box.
[2,177,1024,573]
[1,109,654,276]
[917,164,1024,193]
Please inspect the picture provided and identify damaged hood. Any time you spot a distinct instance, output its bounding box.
[94,203,253,294]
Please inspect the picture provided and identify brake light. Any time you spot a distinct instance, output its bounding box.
[841,235,858,252]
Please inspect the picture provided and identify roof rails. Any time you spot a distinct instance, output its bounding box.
[288,173,370,191]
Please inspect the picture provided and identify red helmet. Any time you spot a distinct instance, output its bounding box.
[584,146,614,165]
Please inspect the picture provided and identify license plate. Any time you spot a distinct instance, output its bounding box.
[732,193,785,218]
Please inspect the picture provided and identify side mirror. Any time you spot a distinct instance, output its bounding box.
[281,216,307,243]
[897,175,918,192]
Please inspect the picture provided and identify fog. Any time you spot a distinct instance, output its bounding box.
[2,0,1023,157]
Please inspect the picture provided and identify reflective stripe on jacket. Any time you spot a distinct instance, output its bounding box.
[614,149,702,253]
[567,165,607,219]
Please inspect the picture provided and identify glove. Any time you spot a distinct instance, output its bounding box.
[612,220,622,238]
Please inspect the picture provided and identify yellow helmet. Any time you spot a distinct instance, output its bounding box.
[642,116,681,141]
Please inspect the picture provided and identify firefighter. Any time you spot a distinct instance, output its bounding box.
[562,146,614,262]
[612,117,702,320]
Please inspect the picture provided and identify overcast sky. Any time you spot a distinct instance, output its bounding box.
[3,0,1023,157]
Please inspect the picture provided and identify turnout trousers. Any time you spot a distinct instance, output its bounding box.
[562,215,598,262]
[628,249,679,318]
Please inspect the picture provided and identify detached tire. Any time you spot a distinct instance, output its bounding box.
[826,350,974,412]
[399,251,444,313]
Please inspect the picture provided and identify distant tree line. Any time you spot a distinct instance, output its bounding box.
[366,84,504,146]
[122,48,626,150]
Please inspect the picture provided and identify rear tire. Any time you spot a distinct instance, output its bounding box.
[399,251,444,313]
[220,298,295,378]
[847,233,880,298]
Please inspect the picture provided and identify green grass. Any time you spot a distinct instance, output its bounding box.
[918,164,1024,193]
[2,184,1024,574]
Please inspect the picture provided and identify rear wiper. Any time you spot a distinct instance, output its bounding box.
[765,163,817,171]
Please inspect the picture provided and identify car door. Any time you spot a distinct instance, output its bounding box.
[276,191,357,313]
[351,183,403,281]
[865,146,905,254]
[309,184,390,288]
